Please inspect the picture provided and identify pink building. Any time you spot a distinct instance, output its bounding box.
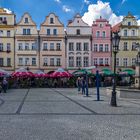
[92,17,112,73]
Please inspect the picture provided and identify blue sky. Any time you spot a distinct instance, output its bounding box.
[1,0,140,27]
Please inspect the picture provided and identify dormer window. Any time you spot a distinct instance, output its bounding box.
[76,29,80,35]
[128,22,131,26]
[50,18,54,24]
[25,18,29,23]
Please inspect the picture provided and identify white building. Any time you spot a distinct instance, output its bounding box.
[66,14,92,72]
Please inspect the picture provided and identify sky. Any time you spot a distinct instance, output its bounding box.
[0,0,140,28]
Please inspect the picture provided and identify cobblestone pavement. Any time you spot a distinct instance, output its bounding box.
[0,88,140,140]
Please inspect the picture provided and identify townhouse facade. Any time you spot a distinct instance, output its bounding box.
[66,14,92,72]
[39,13,65,73]
[116,12,140,73]
[0,8,15,72]
[92,17,112,72]
[15,13,39,72]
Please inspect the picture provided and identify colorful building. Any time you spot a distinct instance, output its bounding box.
[15,13,39,72]
[66,14,92,72]
[39,13,65,73]
[92,16,112,73]
[0,8,16,72]
[114,12,140,74]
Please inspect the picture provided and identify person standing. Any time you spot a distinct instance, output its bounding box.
[2,78,8,93]
[81,77,86,95]
[76,77,81,94]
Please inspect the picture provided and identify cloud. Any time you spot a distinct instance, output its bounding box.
[82,1,123,26]
[84,0,90,5]
[121,0,127,5]
[54,0,61,3]
[4,8,12,14]
[62,5,72,12]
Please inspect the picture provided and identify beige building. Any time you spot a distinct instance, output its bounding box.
[113,12,140,74]
[39,13,65,73]
[15,13,39,72]
[0,8,15,72]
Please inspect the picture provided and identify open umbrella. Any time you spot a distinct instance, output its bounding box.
[0,69,11,77]
[49,68,72,78]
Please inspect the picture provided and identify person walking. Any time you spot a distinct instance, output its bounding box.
[76,77,81,94]
[2,78,8,93]
[81,77,86,95]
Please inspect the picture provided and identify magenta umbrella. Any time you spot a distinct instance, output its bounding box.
[49,68,72,78]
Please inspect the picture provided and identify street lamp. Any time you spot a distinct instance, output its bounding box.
[110,32,120,107]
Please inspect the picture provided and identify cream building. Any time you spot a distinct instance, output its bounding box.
[66,14,92,72]
[0,8,15,72]
[114,12,140,74]
[39,13,65,72]
[15,13,39,72]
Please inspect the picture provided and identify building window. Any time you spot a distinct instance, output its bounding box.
[47,29,50,35]
[25,58,30,65]
[76,57,81,67]
[76,29,80,35]
[50,18,54,24]
[102,31,106,38]
[50,58,54,66]
[99,58,103,65]
[7,43,11,51]
[124,42,128,51]
[7,58,11,66]
[116,58,119,66]
[18,43,23,50]
[132,30,135,36]
[32,43,36,50]
[99,24,102,28]
[7,30,10,37]
[0,43,3,51]
[76,43,81,51]
[25,18,29,23]
[53,29,57,35]
[25,43,29,50]
[50,43,54,50]
[124,30,127,36]
[132,58,136,66]
[0,58,4,66]
[123,58,128,66]
[132,42,136,50]
[56,43,61,50]
[99,44,103,52]
[128,22,131,26]
[23,29,26,35]
[96,31,100,37]
[43,43,48,50]
[105,44,109,52]
[19,58,23,65]
[93,44,98,52]
[69,43,74,51]
[27,29,30,35]
[32,58,36,66]
[105,58,109,65]
[56,58,61,66]
[43,58,48,66]
[83,57,89,67]
[93,58,98,65]
[69,56,74,67]
[0,30,3,36]
[83,43,89,51]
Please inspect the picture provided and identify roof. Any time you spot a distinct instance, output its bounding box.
[112,22,121,32]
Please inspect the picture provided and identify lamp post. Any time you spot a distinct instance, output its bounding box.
[135,43,140,89]
[110,32,120,107]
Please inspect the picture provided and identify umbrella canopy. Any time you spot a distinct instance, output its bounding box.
[34,70,49,78]
[72,69,93,76]
[100,68,113,75]
[122,69,135,75]
[49,68,72,78]
[0,69,11,77]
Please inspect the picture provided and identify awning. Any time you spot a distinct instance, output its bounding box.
[72,69,93,76]
[101,68,113,75]
[122,69,135,75]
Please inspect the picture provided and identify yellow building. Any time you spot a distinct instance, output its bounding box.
[0,8,15,72]
[15,13,39,72]
[39,13,65,73]
[115,12,140,74]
